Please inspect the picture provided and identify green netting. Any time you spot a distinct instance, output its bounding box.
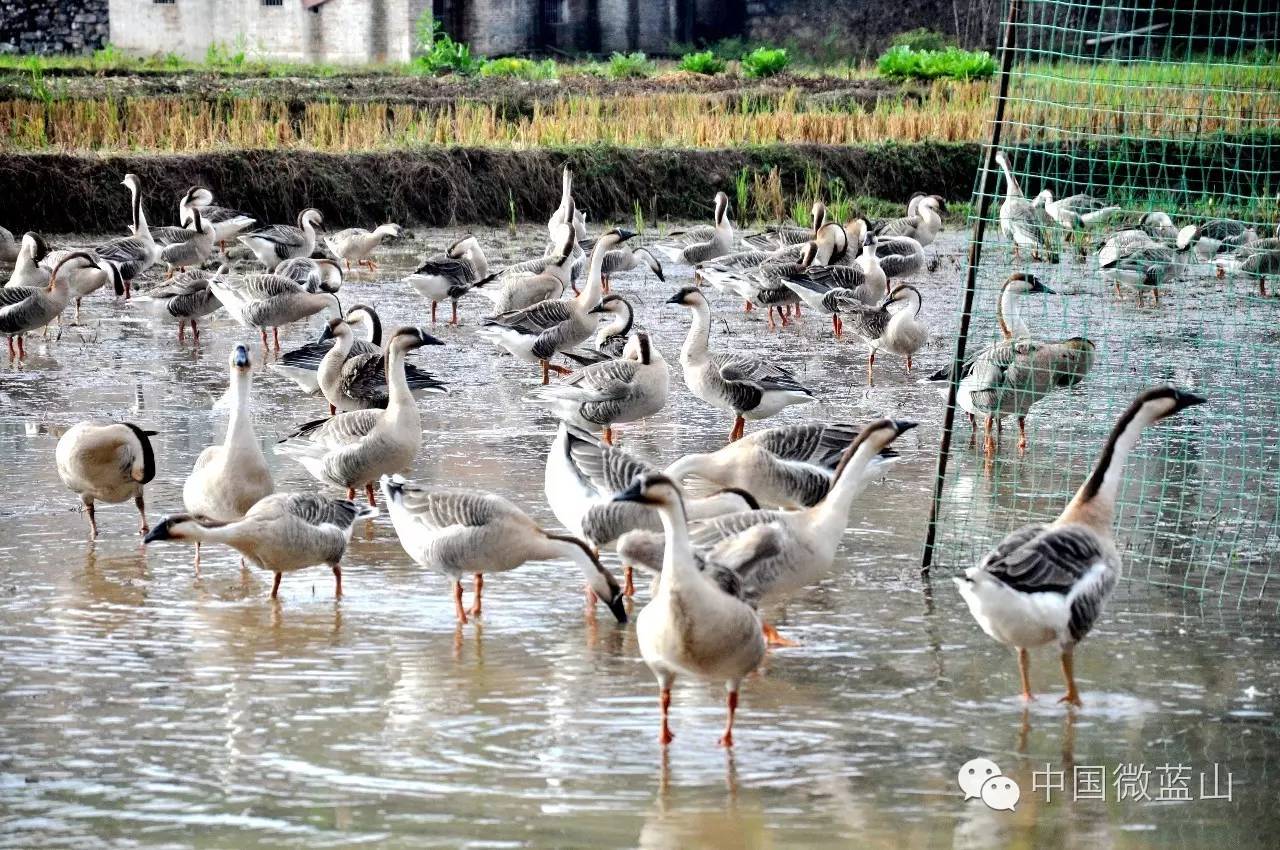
[923,0,1280,609]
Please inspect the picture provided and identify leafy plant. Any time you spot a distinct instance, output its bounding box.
[205,40,247,70]
[90,44,127,71]
[479,57,557,80]
[679,50,726,75]
[742,47,789,79]
[412,13,482,75]
[876,45,996,80]
[606,51,655,79]
[891,28,954,53]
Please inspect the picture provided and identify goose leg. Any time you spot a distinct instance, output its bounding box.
[16,336,25,358]
[178,321,186,343]
[602,275,610,294]
[74,298,82,325]
[1018,647,1034,701]
[135,493,148,535]
[906,353,913,372]
[743,300,752,312]
[1058,648,1082,707]
[729,415,745,443]
[6,337,12,357]
[767,307,776,330]
[659,679,674,746]
[452,580,469,624]
[194,542,201,574]
[365,483,377,507]
[623,565,636,597]
[866,351,875,386]
[602,426,614,445]
[1153,286,1160,306]
[1017,416,1028,454]
[85,500,98,540]
[431,301,438,324]
[347,487,356,500]
[762,622,798,647]
[968,413,977,447]
[271,572,282,598]
[541,360,550,385]
[345,259,352,272]
[192,320,200,343]
[261,328,270,348]
[272,327,281,350]
[331,564,343,598]
[468,573,483,617]
[983,416,996,457]
[718,687,739,748]
[450,301,459,325]
[1260,279,1268,298]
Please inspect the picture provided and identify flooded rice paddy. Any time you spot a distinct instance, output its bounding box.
[1,227,1277,849]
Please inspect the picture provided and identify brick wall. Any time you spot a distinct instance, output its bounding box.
[0,0,109,55]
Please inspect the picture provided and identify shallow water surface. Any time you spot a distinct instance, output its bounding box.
[0,227,1277,849]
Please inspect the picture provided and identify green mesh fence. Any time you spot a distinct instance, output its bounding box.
[922,0,1280,608]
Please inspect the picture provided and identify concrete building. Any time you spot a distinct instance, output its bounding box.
[106,0,432,64]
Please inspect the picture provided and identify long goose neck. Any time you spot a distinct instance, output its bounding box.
[681,302,712,362]
[384,344,414,410]
[1060,406,1155,533]
[468,245,489,279]
[811,442,882,533]
[996,155,1023,200]
[224,371,257,448]
[997,285,1026,338]
[655,498,696,592]
[579,240,607,307]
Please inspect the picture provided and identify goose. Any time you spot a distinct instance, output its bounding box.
[871,195,946,247]
[1219,224,1280,295]
[562,293,634,364]
[1,252,102,357]
[612,472,765,747]
[179,187,257,249]
[272,303,382,393]
[956,386,1206,705]
[277,327,439,505]
[210,272,342,349]
[529,332,669,443]
[274,257,343,293]
[1176,218,1257,263]
[144,494,376,599]
[544,423,758,596]
[132,266,225,343]
[547,166,588,243]
[55,419,158,539]
[4,232,51,289]
[994,151,1057,262]
[154,206,216,275]
[316,312,447,412]
[237,208,324,268]
[837,283,929,384]
[381,473,626,624]
[743,201,827,250]
[699,241,820,327]
[657,192,733,265]
[182,344,274,567]
[597,244,665,293]
[619,419,913,646]
[846,217,923,282]
[1139,211,1179,243]
[478,228,634,384]
[0,225,17,263]
[498,202,578,285]
[668,285,814,442]
[41,248,126,324]
[664,421,869,509]
[406,235,491,324]
[1034,189,1119,241]
[1098,231,1178,305]
[781,260,876,337]
[94,175,162,297]
[324,223,402,271]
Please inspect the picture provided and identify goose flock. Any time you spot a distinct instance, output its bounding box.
[2,156,1231,746]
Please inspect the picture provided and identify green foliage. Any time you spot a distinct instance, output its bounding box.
[479,57,558,80]
[205,40,247,70]
[709,37,750,61]
[606,51,655,79]
[890,28,954,53]
[412,13,482,76]
[734,168,751,225]
[678,50,726,75]
[90,43,126,70]
[876,45,996,80]
[742,47,789,78]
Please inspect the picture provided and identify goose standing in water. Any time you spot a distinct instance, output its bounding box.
[144,494,375,600]
[238,208,324,268]
[275,257,344,294]
[872,195,946,247]
[544,423,758,596]
[316,312,447,412]
[530,332,668,444]
[382,474,627,624]
[406,235,490,324]
[664,421,867,509]
[93,173,161,298]
[179,187,257,250]
[154,206,216,275]
[1,252,103,357]
[621,420,912,646]
[1099,234,1178,305]
[838,284,929,384]
[613,472,765,746]
[548,166,589,243]
[41,247,126,324]
[132,266,225,343]
[56,419,158,539]
[956,387,1206,705]
[325,223,402,271]
[5,232,51,289]
[743,201,826,250]
[478,227,579,314]
[182,345,274,568]
[479,228,634,384]
[668,286,814,442]
[1034,189,1118,243]
[210,272,342,349]
[994,151,1057,262]
[277,327,441,505]
[272,303,382,393]
[658,192,733,265]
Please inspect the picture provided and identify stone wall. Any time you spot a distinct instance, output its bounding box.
[0,0,109,55]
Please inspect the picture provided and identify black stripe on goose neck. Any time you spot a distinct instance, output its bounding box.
[636,331,650,365]
[716,487,759,511]
[544,532,603,568]
[131,183,141,233]
[122,422,157,485]
[1078,389,1174,503]
[348,304,382,346]
[831,420,891,484]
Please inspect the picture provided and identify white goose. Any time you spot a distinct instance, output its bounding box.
[4,232,51,288]
[382,474,627,624]
[237,208,324,267]
[956,386,1205,705]
[658,192,733,265]
[56,419,159,539]
[180,187,257,248]
[994,151,1057,262]
[325,223,402,271]
[1,252,103,357]
[548,166,589,243]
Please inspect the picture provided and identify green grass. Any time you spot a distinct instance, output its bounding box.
[742,47,789,79]
[478,57,558,80]
[605,52,655,79]
[678,51,726,76]
[877,45,996,81]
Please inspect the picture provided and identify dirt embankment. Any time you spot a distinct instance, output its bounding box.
[0,144,979,233]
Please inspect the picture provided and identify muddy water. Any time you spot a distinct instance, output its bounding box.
[0,227,1276,849]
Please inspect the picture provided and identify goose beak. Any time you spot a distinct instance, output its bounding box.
[588,302,610,314]
[891,420,919,436]
[615,228,637,243]
[603,591,628,624]
[142,518,173,544]
[1174,390,1207,410]
[232,345,250,368]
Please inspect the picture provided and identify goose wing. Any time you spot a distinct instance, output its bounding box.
[393,485,523,530]
[486,299,575,335]
[712,353,810,395]
[282,409,382,446]
[745,422,859,469]
[837,303,891,341]
[273,493,368,532]
[563,425,657,495]
[246,224,304,250]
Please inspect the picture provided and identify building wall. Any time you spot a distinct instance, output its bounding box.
[0,0,109,55]
[107,0,431,64]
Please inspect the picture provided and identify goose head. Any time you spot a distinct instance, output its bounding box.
[994,150,1010,168]
[589,292,631,315]
[318,316,354,345]
[598,227,637,251]
[121,173,143,195]
[143,514,214,544]
[1034,189,1054,205]
[832,419,918,481]
[713,191,730,226]
[387,326,445,354]
[229,343,252,374]
[665,285,707,309]
[881,283,923,315]
[635,247,665,281]
[544,531,627,624]
[447,235,479,259]
[613,471,685,510]
[926,195,948,214]
[186,187,215,208]
[1002,272,1054,296]
[21,231,49,264]
[344,303,381,343]
[844,217,868,245]
[811,200,827,234]
[297,208,324,231]
[1127,386,1206,425]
